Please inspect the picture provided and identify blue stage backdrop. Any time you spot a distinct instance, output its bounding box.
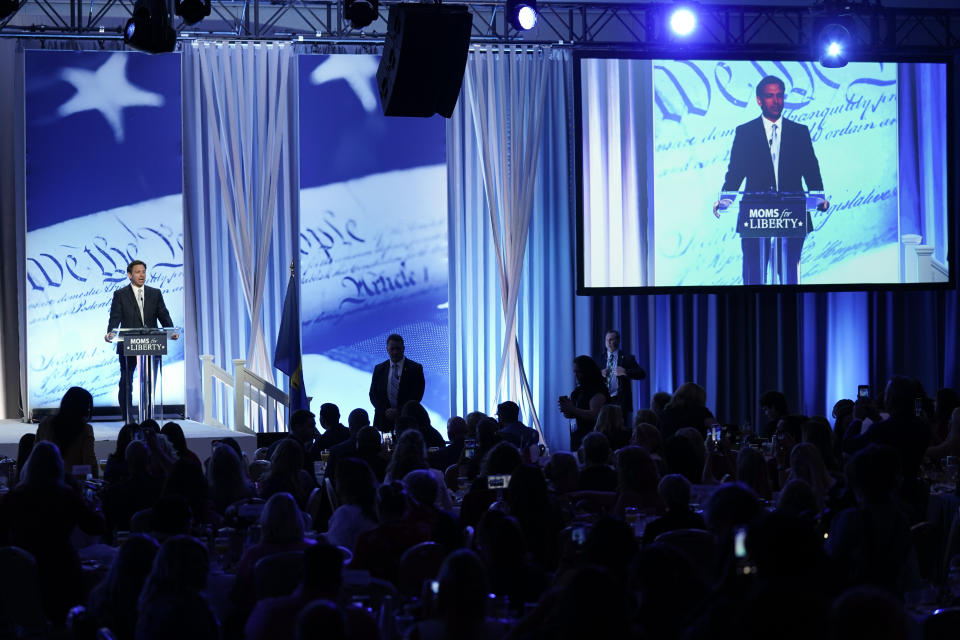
[25,51,185,411]
[297,54,449,425]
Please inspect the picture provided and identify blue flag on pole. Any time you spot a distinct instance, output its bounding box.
[274,271,309,413]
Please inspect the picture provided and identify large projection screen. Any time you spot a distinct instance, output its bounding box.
[576,55,952,293]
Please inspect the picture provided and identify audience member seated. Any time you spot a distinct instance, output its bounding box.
[102,440,164,533]
[230,493,317,625]
[578,432,617,492]
[352,426,388,483]
[496,401,540,450]
[736,446,772,501]
[161,422,202,468]
[260,438,314,509]
[0,441,105,626]
[801,417,840,472]
[702,482,762,541]
[926,406,960,461]
[351,482,430,584]
[844,376,931,522]
[474,510,548,610]
[785,442,836,512]
[662,433,703,485]
[294,599,347,640]
[507,464,564,571]
[325,457,378,551]
[324,408,371,485]
[466,417,503,480]
[135,535,219,640]
[207,443,256,516]
[631,422,662,454]
[651,391,672,417]
[267,409,319,472]
[630,543,707,640]
[404,469,462,552]
[759,389,789,439]
[633,408,659,430]
[642,474,707,545]
[829,585,910,640]
[14,432,35,484]
[826,444,921,594]
[775,478,820,522]
[312,403,351,455]
[384,429,452,510]
[408,549,509,640]
[245,543,359,640]
[465,411,487,439]
[932,387,960,445]
[613,446,664,518]
[544,451,579,496]
[582,516,638,584]
[430,416,467,472]
[35,386,99,479]
[401,401,447,449]
[87,534,159,640]
[162,458,217,526]
[658,382,715,440]
[459,442,522,529]
[594,404,631,451]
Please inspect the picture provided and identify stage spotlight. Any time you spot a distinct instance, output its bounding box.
[175,0,210,26]
[506,0,537,31]
[124,0,176,53]
[344,0,379,29]
[0,0,20,21]
[669,6,697,36]
[815,20,851,68]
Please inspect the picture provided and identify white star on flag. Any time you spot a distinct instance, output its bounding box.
[310,55,380,114]
[57,53,165,144]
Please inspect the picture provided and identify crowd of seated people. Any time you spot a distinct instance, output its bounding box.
[1,375,960,640]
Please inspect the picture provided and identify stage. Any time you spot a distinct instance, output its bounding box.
[0,419,259,463]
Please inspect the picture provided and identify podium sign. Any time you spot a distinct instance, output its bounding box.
[736,193,808,238]
[120,330,169,357]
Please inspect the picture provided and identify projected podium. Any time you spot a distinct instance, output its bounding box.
[718,190,825,285]
[111,327,182,423]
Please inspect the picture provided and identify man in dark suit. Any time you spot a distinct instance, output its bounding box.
[368,333,425,429]
[104,260,176,423]
[714,75,829,285]
[598,329,646,416]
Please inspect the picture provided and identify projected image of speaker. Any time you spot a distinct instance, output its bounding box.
[377,3,473,118]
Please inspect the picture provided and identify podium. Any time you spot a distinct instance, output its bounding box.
[111,327,182,423]
[718,190,824,285]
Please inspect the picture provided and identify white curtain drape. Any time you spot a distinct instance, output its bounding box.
[450,47,584,452]
[182,42,299,419]
[580,58,655,288]
[463,46,550,440]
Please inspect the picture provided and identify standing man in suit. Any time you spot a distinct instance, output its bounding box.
[104,260,176,423]
[714,74,829,285]
[368,333,425,430]
[598,329,646,417]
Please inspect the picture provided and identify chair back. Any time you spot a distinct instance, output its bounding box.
[924,606,960,640]
[653,528,717,580]
[254,550,305,600]
[398,541,448,598]
[342,572,399,611]
[0,546,48,638]
[324,477,339,511]
[129,507,153,533]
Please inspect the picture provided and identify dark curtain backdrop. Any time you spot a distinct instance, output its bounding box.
[591,288,960,429]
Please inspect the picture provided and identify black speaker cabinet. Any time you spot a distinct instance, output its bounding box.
[377,4,473,118]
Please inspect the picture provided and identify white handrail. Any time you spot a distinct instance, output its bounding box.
[200,354,288,434]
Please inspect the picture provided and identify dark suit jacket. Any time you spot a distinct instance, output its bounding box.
[596,350,646,416]
[368,357,425,428]
[722,116,824,195]
[107,284,174,353]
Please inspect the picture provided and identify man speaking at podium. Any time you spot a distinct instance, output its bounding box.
[104,260,177,423]
[714,75,829,285]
